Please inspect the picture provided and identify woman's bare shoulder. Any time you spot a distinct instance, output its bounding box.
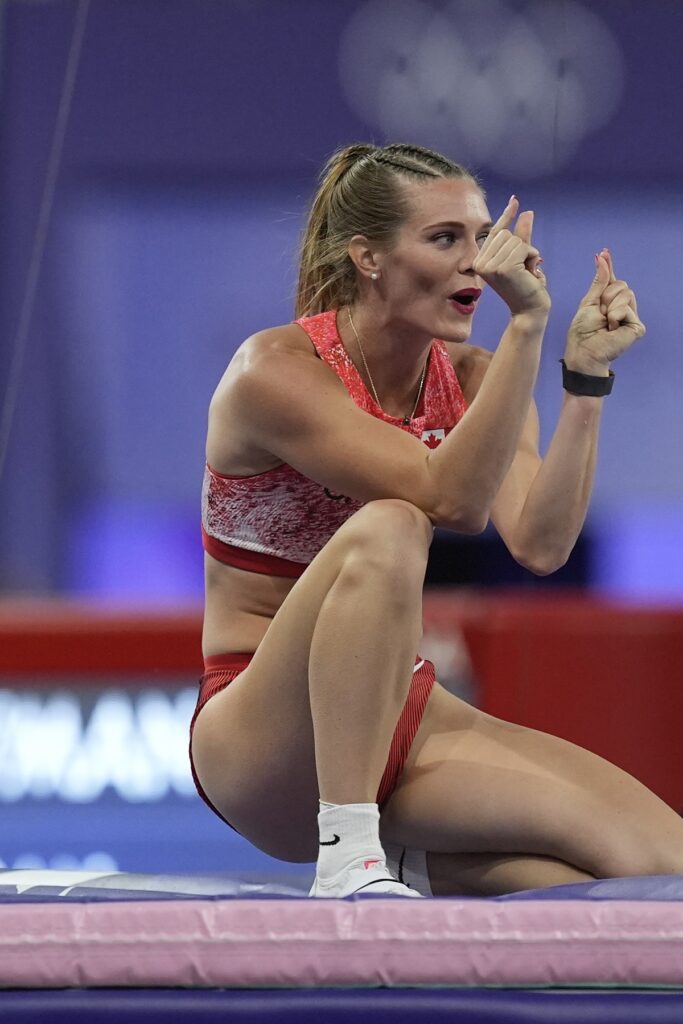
[211,322,325,405]
[248,322,316,355]
[218,322,314,383]
[206,322,340,474]
[443,341,493,403]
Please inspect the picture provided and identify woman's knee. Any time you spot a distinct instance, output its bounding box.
[344,499,432,564]
[334,500,432,595]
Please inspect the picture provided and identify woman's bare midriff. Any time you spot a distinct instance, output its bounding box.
[202,552,295,657]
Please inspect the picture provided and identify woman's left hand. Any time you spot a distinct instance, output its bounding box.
[564,249,646,374]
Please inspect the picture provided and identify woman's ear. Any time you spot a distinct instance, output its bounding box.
[348,234,381,280]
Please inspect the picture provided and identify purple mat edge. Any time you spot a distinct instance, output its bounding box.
[1,987,683,1024]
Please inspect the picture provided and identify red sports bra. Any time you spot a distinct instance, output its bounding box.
[201,310,468,577]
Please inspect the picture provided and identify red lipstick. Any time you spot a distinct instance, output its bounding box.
[448,288,481,315]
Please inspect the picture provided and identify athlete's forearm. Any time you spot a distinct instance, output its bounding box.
[508,392,603,574]
[427,310,547,531]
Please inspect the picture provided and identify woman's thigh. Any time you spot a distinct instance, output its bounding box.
[191,669,319,860]
[191,545,342,860]
[190,499,431,861]
[381,683,683,879]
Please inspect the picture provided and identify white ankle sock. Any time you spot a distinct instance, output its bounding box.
[316,801,387,881]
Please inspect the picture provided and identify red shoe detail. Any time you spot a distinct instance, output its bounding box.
[364,859,382,870]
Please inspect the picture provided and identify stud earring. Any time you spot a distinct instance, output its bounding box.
[370,271,379,280]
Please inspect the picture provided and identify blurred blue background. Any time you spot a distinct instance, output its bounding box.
[0,0,681,875]
[2,0,682,602]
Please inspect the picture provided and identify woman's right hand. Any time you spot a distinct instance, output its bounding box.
[473,196,550,318]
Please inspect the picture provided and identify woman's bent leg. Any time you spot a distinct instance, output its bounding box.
[308,513,428,805]
[380,683,683,895]
[191,499,432,880]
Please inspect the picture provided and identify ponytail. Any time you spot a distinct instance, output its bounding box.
[296,144,377,318]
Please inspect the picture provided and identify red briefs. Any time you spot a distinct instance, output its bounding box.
[189,652,437,828]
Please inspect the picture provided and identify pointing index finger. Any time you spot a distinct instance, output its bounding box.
[601,248,617,284]
[514,209,534,245]
[488,194,519,238]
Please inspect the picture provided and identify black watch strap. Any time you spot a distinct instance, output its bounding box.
[560,359,615,397]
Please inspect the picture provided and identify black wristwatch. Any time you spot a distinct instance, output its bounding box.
[560,359,614,397]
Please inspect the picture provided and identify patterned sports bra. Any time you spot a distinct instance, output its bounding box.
[201,310,468,577]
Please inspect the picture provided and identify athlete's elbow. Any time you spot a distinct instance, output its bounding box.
[458,510,490,535]
[431,502,490,535]
[513,544,570,576]
[521,557,560,577]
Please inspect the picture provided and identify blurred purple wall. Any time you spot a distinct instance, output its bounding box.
[1,0,682,600]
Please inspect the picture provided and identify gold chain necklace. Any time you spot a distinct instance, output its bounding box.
[346,308,427,426]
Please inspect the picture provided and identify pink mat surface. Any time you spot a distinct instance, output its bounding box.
[3,895,683,989]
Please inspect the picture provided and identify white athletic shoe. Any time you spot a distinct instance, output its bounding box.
[309,862,424,898]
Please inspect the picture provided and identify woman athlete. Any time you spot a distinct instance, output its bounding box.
[190,142,683,898]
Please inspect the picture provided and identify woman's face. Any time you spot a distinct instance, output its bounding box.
[378,176,492,342]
